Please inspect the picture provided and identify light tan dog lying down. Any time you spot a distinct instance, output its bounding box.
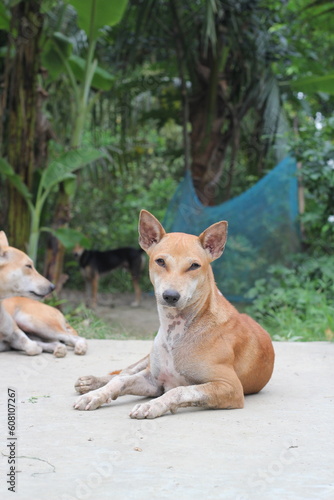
[1,297,87,357]
[74,210,274,418]
[0,231,87,356]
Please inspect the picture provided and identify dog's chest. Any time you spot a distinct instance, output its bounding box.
[151,315,188,391]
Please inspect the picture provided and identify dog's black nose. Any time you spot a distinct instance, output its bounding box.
[163,289,180,306]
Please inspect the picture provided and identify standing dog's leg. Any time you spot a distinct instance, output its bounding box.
[82,266,96,308]
[84,275,91,307]
[130,254,143,307]
[91,272,99,309]
[130,276,142,307]
[74,368,162,411]
[130,369,244,419]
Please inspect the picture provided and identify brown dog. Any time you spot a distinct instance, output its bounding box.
[0,231,87,356]
[74,210,274,418]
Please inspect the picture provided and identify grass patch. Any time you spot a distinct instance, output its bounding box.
[64,304,132,339]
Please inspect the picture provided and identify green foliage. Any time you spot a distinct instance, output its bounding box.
[49,227,90,249]
[42,295,112,338]
[42,33,114,90]
[70,124,183,249]
[290,73,334,95]
[0,158,33,204]
[69,54,114,91]
[246,255,334,341]
[290,116,334,253]
[0,3,10,30]
[67,0,128,38]
[0,147,106,261]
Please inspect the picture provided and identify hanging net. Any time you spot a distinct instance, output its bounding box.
[163,156,301,301]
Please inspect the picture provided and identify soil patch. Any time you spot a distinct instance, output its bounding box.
[61,288,159,340]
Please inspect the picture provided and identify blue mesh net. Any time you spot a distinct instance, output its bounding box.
[163,156,301,301]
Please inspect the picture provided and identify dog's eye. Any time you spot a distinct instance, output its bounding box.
[188,263,201,271]
[155,258,166,267]
[25,264,33,269]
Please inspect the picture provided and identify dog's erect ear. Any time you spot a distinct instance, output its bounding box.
[0,231,9,248]
[199,221,228,261]
[0,231,9,258]
[139,210,166,252]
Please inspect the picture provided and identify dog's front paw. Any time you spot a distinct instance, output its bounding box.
[25,343,43,356]
[74,339,88,355]
[129,400,169,419]
[53,344,67,358]
[73,391,107,411]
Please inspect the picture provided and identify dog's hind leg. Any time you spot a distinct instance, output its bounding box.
[75,374,114,394]
[29,336,67,357]
[74,354,150,394]
[14,311,88,355]
[10,327,43,355]
[118,354,149,375]
[29,327,87,355]
[1,304,42,355]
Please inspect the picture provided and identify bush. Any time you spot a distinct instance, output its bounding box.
[291,116,334,253]
[246,254,334,341]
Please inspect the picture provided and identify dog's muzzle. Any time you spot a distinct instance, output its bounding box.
[162,289,180,307]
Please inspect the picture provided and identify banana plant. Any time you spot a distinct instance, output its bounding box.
[0,148,105,262]
[42,0,128,148]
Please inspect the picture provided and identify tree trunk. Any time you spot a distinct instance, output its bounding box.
[43,184,70,290]
[189,57,228,206]
[1,1,43,250]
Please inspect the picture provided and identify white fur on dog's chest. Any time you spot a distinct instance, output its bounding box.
[151,313,188,392]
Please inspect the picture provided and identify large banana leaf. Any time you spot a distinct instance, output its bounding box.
[290,73,334,96]
[41,33,74,79]
[67,0,128,39]
[41,147,107,191]
[42,34,114,89]
[69,55,114,91]
[48,227,90,249]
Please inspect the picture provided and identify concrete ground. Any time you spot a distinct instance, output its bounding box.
[0,340,333,500]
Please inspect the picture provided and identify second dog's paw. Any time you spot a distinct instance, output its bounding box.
[25,343,43,356]
[53,344,67,358]
[74,339,88,355]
